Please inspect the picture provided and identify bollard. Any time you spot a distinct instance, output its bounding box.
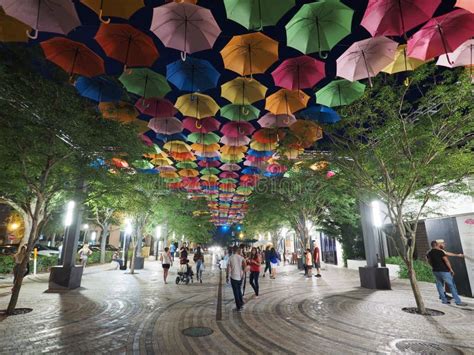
[33,247,37,275]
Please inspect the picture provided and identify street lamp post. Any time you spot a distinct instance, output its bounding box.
[371,201,386,267]
[122,219,133,270]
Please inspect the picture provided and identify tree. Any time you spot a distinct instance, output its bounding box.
[326,65,474,314]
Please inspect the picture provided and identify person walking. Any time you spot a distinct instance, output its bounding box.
[160,247,173,284]
[313,243,322,278]
[269,247,279,279]
[305,248,313,277]
[263,245,272,278]
[227,246,246,311]
[427,240,467,306]
[194,246,204,283]
[248,247,261,298]
[78,243,93,268]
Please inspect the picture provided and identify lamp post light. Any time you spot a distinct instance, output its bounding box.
[155,225,162,260]
[82,223,89,244]
[60,201,75,263]
[123,218,133,269]
[371,200,386,267]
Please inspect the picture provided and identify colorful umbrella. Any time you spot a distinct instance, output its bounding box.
[0,7,30,42]
[198,160,220,168]
[119,68,171,99]
[437,39,474,75]
[220,178,238,184]
[407,9,474,63]
[267,163,287,174]
[247,149,273,158]
[223,0,294,30]
[221,121,255,138]
[221,146,248,155]
[221,32,279,76]
[175,93,220,119]
[171,151,196,161]
[156,133,187,142]
[315,79,365,107]
[151,157,174,166]
[99,101,138,123]
[221,163,241,171]
[75,76,122,102]
[257,113,296,128]
[40,37,104,78]
[221,77,267,105]
[148,117,183,135]
[220,104,260,121]
[151,2,221,58]
[220,135,251,146]
[361,0,441,37]
[201,167,220,175]
[253,128,284,144]
[133,160,154,170]
[179,169,199,177]
[290,120,323,147]
[201,174,219,182]
[272,56,325,90]
[95,23,159,69]
[187,132,220,144]
[167,57,220,92]
[286,1,353,57]
[297,105,341,124]
[176,161,198,169]
[183,117,221,133]
[265,89,310,115]
[81,0,144,23]
[250,141,277,151]
[336,36,398,86]
[191,143,220,153]
[381,45,427,74]
[163,140,191,152]
[135,98,177,117]
[456,0,474,13]
[0,0,80,39]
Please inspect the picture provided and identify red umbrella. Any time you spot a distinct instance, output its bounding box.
[221,121,255,138]
[361,0,441,37]
[148,117,183,135]
[267,163,287,174]
[253,128,285,144]
[198,160,220,168]
[271,56,325,91]
[183,117,220,133]
[220,172,239,179]
[407,9,474,62]
[95,23,159,69]
[135,98,177,117]
[40,37,104,78]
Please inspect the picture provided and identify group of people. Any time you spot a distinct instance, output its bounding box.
[304,245,322,278]
[159,243,205,284]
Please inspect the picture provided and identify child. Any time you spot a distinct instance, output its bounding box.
[305,248,313,278]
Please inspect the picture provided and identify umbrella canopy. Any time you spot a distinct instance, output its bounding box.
[151,2,221,57]
[221,32,278,76]
[336,36,398,86]
[163,140,191,152]
[201,167,220,175]
[175,93,220,119]
[220,135,251,146]
[220,104,260,121]
[99,101,137,123]
[241,167,260,175]
[81,0,144,23]
[220,171,239,179]
[183,116,220,133]
[272,55,325,90]
[221,121,255,138]
[198,160,220,168]
[0,7,30,42]
[187,132,220,144]
[133,160,154,170]
[221,145,248,155]
[201,174,219,182]
[382,45,427,74]
[315,79,366,107]
[135,98,177,117]
[247,149,273,157]
[191,143,220,153]
[297,105,341,124]
[456,0,474,13]
[267,163,287,174]
[40,37,104,78]
[167,57,220,92]
[223,0,294,30]
[119,68,171,99]
[407,9,474,62]
[253,128,284,144]
[148,117,183,135]
[221,77,267,105]
[178,169,199,177]
[265,89,310,115]
[361,0,441,37]
[290,120,323,147]
[0,0,80,39]
[436,39,474,71]
[258,113,296,128]
[95,23,159,69]
[250,141,277,151]
[75,76,122,102]
[176,161,198,169]
[286,1,353,56]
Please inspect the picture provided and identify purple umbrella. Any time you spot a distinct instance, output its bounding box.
[148,117,183,135]
[220,135,251,146]
[221,121,255,138]
[258,113,296,128]
[220,163,241,171]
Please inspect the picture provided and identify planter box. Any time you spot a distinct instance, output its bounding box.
[347,259,400,279]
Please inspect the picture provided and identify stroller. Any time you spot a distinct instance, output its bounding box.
[176,259,194,285]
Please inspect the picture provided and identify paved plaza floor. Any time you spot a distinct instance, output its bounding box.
[0,261,473,354]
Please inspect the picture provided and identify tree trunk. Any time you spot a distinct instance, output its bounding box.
[99,224,109,264]
[130,240,136,275]
[406,253,427,314]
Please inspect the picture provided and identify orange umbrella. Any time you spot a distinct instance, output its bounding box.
[170,152,196,161]
[131,119,150,133]
[0,7,30,42]
[290,120,323,147]
[191,143,220,153]
[81,0,144,23]
[220,145,248,155]
[265,89,310,115]
[220,32,278,76]
[163,141,191,153]
[253,128,285,144]
[178,169,199,177]
[111,158,129,168]
[99,101,138,123]
[160,171,179,179]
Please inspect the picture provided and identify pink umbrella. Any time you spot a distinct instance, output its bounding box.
[220,172,239,179]
[139,134,153,146]
[271,56,325,90]
[150,2,221,59]
[220,136,251,146]
[183,117,220,133]
[407,9,474,63]
[267,163,287,174]
[135,98,177,117]
[198,160,220,168]
[221,121,255,138]
[195,151,221,158]
[220,163,241,171]
[258,113,296,128]
[336,36,398,86]
[148,117,183,134]
[437,39,474,72]
[159,166,176,172]
[456,0,474,13]
[0,0,80,39]
[361,0,441,37]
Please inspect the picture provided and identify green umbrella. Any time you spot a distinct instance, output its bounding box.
[286,1,354,57]
[187,132,220,144]
[224,0,295,30]
[176,161,198,169]
[163,177,181,183]
[221,156,243,163]
[316,80,365,107]
[119,68,171,98]
[220,104,260,121]
[133,160,154,169]
[220,178,238,184]
[201,167,221,175]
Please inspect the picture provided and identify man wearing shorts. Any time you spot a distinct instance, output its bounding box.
[313,243,321,278]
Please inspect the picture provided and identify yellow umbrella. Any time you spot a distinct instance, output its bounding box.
[220,32,278,76]
[191,143,220,153]
[163,140,191,153]
[221,152,246,161]
[221,145,248,155]
[0,8,30,42]
[99,101,138,123]
[175,93,219,119]
[81,0,144,23]
[178,169,199,177]
[160,171,179,179]
[382,45,427,74]
[221,77,267,105]
[290,120,323,148]
[144,152,168,159]
[250,141,277,151]
[265,89,310,115]
[201,174,219,182]
[151,157,173,166]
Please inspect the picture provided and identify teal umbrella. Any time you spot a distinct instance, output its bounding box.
[316,80,366,107]
[220,104,260,121]
[119,68,171,98]
[224,0,295,30]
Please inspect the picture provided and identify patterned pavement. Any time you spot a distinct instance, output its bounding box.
[0,261,473,354]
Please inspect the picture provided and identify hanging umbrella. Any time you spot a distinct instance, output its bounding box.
[316,79,365,107]
[221,77,267,105]
[221,153,245,162]
[221,146,248,155]
[175,93,220,119]
[179,169,199,177]
[220,135,251,147]
[221,121,255,138]
[176,161,198,169]
[265,89,310,115]
[183,117,221,133]
[253,128,284,144]
[221,32,279,76]
[382,45,427,74]
[201,167,220,175]
[163,140,191,152]
[191,143,220,153]
[407,9,474,63]
[220,104,260,121]
[456,0,474,13]
[151,157,174,166]
[95,23,159,69]
[171,151,196,161]
[247,149,273,157]
[151,2,221,58]
[160,171,180,179]
[272,56,325,90]
[167,57,220,92]
[119,68,171,99]
[250,141,277,151]
[99,101,137,123]
[135,98,177,117]
[297,105,341,124]
[241,167,260,175]
[0,7,30,42]
[220,171,240,179]
[286,1,353,57]
[0,0,80,39]
[111,158,129,169]
[223,0,294,30]
[148,117,183,135]
[155,133,187,142]
[220,178,238,184]
[133,160,154,170]
[40,37,104,78]
[159,165,177,172]
[201,174,219,182]
[187,132,220,145]
[75,76,122,102]
[437,39,474,75]
[198,160,220,168]
[221,163,241,171]
[361,0,441,37]
[290,120,323,147]
[81,0,144,23]
[336,36,398,86]
[258,113,296,128]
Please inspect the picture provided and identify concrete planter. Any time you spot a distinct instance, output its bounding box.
[347,259,400,279]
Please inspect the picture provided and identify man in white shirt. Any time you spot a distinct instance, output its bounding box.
[227,246,246,311]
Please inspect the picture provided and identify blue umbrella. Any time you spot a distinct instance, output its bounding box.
[197,156,221,162]
[166,57,220,92]
[297,105,341,124]
[138,168,159,174]
[74,76,122,102]
[155,133,187,142]
[247,149,273,157]
[241,167,261,175]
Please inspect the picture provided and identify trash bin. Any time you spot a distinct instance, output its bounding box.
[297,257,304,270]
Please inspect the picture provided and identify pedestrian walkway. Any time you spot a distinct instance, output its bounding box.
[0,261,472,354]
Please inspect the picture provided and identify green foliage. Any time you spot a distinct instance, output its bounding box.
[0,255,15,274]
[386,256,435,283]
